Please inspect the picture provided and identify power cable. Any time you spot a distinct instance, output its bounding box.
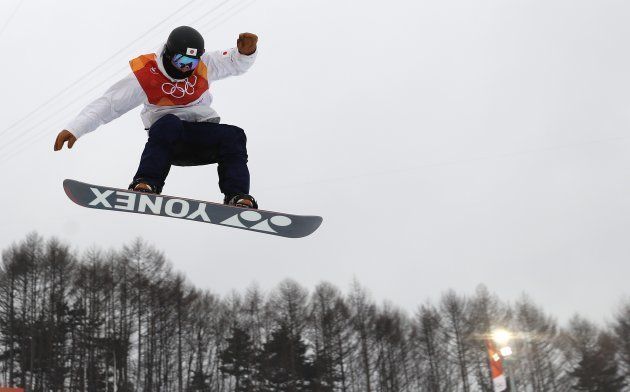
[0,0,237,154]
[199,0,256,31]
[0,63,130,159]
[0,0,25,39]
[0,0,215,147]
[0,0,240,162]
[189,0,233,25]
[0,0,198,141]
[0,0,243,161]
[0,0,253,165]
[258,135,630,192]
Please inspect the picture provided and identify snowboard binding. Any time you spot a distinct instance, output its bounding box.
[225,193,258,209]
[128,179,161,194]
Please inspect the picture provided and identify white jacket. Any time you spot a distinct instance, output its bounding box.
[66,45,257,138]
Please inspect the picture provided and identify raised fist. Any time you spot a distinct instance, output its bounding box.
[54,129,77,151]
[237,32,258,56]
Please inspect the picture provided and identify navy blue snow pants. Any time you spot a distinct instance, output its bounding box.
[133,114,250,200]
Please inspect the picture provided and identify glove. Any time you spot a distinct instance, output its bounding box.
[237,32,258,56]
[54,130,77,151]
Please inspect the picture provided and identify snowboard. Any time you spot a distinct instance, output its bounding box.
[63,179,322,238]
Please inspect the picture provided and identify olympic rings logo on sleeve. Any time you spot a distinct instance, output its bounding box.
[161,75,198,99]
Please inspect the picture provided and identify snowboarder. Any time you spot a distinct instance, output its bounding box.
[54,26,259,208]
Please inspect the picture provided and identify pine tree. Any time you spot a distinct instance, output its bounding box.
[188,370,211,392]
[220,325,255,392]
[570,333,625,391]
[257,323,312,392]
[612,301,630,384]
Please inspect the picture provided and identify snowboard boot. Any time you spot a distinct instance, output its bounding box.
[225,194,258,209]
[128,179,159,194]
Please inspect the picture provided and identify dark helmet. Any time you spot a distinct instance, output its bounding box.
[162,26,205,79]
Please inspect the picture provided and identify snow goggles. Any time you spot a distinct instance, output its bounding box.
[170,54,200,72]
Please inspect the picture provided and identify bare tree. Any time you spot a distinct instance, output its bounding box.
[612,300,630,385]
[413,303,453,392]
[348,281,376,392]
[309,282,355,392]
[440,290,472,392]
[510,296,563,392]
[467,285,507,392]
[0,233,629,392]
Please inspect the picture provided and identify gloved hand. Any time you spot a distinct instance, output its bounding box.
[237,32,258,56]
[54,130,77,151]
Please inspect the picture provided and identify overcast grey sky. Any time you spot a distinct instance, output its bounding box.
[0,0,629,324]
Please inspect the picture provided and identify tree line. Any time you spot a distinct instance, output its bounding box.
[0,233,628,392]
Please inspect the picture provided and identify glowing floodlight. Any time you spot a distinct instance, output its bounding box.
[492,329,512,346]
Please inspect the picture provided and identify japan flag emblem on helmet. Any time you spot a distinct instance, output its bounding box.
[186,47,198,56]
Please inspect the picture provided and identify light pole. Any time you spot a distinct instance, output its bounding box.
[491,329,516,391]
